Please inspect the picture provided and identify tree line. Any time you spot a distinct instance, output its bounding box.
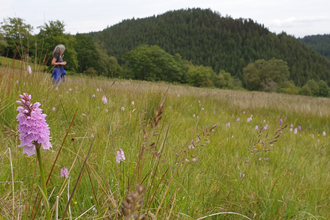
[0,13,329,97]
[299,34,330,60]
[88,8,330,88]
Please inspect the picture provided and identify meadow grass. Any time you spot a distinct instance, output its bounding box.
[0,66,330,219]
[0,56,46,72]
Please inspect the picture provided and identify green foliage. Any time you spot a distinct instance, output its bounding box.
[83,67,97,76]
[318,80,329,97]
[301,85,312,96]
[123,44,185,82]
[74,34,99,73]
[88,8,330,86]
[305,79,319,96]
[243,58,290,91]
[299,34,330,60]
[0,32,7,55]
[186,64,215,87]
[94,42,123,78]
[37,20,78,71]
[0,17,34,59]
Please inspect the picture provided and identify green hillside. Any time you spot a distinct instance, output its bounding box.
[299,34,330,60]
[88,8,330,87]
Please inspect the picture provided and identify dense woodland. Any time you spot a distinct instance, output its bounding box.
[88,9,330,88]
[299,34,330,60]
[1,8,330,97]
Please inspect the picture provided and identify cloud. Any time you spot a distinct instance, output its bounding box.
[270,16,330,28]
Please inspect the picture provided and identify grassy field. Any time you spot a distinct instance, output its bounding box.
[0,66,330,219]
[0,56,46,72]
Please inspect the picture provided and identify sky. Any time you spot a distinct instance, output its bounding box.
[0,0,329,38]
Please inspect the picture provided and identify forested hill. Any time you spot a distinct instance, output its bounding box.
[299,34,330,60]
[88,8,330,87]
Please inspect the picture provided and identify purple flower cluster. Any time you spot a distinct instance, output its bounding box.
[102,95,107,104]
[61,167,69,178]
[116,149,125,163]
[16,93,52,156]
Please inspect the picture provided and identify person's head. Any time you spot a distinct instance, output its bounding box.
[53,44,65,57]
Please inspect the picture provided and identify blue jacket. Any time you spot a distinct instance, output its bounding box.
[52,68,67,84]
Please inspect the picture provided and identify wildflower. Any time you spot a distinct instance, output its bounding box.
[264,125,268,130]
[116,149,125,163]
[27,65,32,74]
[201,108,204,111]
[198,100,201,103]
[311,134,314,139]
[240,172,245,178]
[192,158,199,163]
[102,95,107,104]
[290,128,293,132]
[93,207,97,213]
[69,88,73,92]
[177,94,180,97]
[226,122,230,127]
[323,131,326,136]
[193,114,196,118]
[255,125,259,130]
[213,111,215,114]
[97,88,99,92]
[236,118,240,122]
[16,93,52,156]
[291,124,293,128]
[100,88,103,92]
[55,87,58,91]
[121,107,125,111]
[188,145,194,149]
[279,119,283,124]
[91,134,95,138]
[247,117,251,122]
[264,120,266,123]
[52,107,56,111]
[16,80,19,84]
[92,94,95,97]
[298,125,301,130]
[105,109,108,112]
[82,113,86,116]
[243,111,245,114]
[60,167,69,178]
[131,101,134,105]
[294,128,297,134]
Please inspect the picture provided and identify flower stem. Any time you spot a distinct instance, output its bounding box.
[36,146,50,220]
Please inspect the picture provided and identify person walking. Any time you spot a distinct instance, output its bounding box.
[51,44,67,83]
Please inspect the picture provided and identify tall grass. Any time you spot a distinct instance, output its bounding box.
[0,66,330,219]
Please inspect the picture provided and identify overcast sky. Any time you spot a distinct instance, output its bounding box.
[1,0,329,38]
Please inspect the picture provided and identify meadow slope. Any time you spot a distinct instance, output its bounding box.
[0,66,330,219]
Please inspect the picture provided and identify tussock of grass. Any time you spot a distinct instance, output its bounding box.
[0,67,329,219]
